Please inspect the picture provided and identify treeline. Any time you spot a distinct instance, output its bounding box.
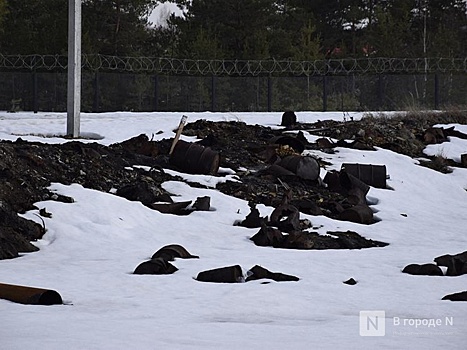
[0,0,466,59]
[0,1,466,112]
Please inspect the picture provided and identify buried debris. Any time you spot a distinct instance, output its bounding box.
[134,244,198,275]
[434,250,467,276]
[147,200,192,215]
[343,278,357,285]
[147,196,213,215]
[151,244,199,261]
[442,291,467,302]
[245,265,299,282]
[195,265,299,283]
[169,140,220,175]
[196,265,244,283]
[402,263,444,276]
[0,282,63,305]
[238,202,267,229]
[402,250,467,277]
[280,111,297,127]
[341,163,387,189]
[277,155,320,181]
[250,226,388,250]
[133,257,178,275]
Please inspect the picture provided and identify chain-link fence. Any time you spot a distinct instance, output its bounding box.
[1,55,466,112]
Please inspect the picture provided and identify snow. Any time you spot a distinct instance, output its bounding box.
[149,2,185,27]
[0,111,466,349]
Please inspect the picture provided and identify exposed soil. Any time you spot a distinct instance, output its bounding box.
[1,110,466,259]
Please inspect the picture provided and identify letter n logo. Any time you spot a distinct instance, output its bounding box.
[360,311,386,336]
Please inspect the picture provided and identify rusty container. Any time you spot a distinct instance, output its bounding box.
[0,282,63,305]
[169,140,220,175]
[196,265,244,283]
[341,163,387,189]
[278,155,320,181]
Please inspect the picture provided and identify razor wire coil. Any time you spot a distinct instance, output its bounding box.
[0,54,466,76]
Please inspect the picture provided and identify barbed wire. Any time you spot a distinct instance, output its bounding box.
[0,54,466,76]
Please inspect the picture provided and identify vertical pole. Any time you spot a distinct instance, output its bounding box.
[267,75,272,112]
[92,71,99,112]
[434,73,440,110]
[67,0,81,138]
[154,75,159,111]
[378,74,383,111]
[322,75,328,112]
[211,75,216,112]
[32,70,38,113]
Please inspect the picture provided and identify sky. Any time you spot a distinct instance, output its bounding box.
[0,111,466,349]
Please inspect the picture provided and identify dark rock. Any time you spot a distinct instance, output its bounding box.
[133,258,178,275]
[442,291,467,301]
[402,263,444,276]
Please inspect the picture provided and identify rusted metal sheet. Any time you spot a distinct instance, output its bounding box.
[0,282,63,305]
[341,163,387,189]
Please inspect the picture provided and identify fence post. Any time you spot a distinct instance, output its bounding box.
[211,75,216,112]
[322,75,328,112]
[378,74,383,111]
[92,71,99,112]
[32,70,38,113]
[267,75,272,112]
[434,73,440,110]
[153,74,159,111]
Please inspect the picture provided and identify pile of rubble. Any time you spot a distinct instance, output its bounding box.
[1,110,467,261]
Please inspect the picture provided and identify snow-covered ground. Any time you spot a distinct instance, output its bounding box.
[0,111,466,349]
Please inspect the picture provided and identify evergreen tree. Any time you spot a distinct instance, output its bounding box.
[81,0,157,55]
[0,0,68,54]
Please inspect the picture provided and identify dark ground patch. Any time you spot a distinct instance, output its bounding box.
[1,110,466,259]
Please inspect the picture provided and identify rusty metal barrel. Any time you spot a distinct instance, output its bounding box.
[169,140,220,175]
[196,265,244,283]
[341,163,387,189]
[0,282,63,305]
[278,155,320,181]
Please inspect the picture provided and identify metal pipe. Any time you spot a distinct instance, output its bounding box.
[0,282,63,305]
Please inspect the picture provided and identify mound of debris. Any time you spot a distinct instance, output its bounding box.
[1,110,466,259]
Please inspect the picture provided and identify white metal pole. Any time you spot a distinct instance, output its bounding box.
[67,0,81,138]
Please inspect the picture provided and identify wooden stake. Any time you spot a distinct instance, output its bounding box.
[169,115,188,155]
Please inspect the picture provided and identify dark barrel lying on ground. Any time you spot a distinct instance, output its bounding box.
[169,140,220,175]
[0,282,63,305]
